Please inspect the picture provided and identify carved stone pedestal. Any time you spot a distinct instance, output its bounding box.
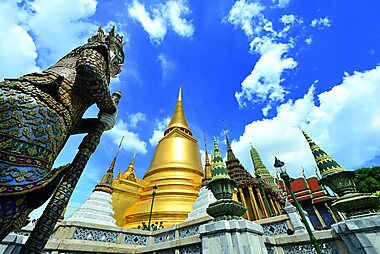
[199,219,267,254]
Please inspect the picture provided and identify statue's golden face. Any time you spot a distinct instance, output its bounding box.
[109,44,124,78]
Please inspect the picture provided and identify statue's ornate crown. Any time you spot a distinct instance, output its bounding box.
[88,26,124,57]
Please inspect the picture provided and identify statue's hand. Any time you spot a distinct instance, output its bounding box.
[99,111,117,131]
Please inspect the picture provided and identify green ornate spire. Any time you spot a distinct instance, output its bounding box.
[302,130,380,218]
[250,143,271,178]
[250,143,280,192]
[302,131,345,177]
[206,137,246,221]
[212,137,230,180]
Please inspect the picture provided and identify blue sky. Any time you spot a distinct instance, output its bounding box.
[1,0,380,218]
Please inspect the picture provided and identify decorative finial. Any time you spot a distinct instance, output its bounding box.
[204,130,208,154]
[202,130,212,183]
[301,167,306,179]
[314,167,321,180]
[165,86,191,135]
[222,121,237,161]
[223,121,229,145]
[178,86,182,101]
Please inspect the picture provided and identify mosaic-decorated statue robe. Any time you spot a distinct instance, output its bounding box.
[0,27,124,239]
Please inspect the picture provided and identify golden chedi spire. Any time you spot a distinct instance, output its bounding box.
[94,137,123,194]
[116,169,122,180]
[123,87,203,228]
[165,86,192,136]
[202,132,212,186]
[122,154,137,181]
[112,153,146,227]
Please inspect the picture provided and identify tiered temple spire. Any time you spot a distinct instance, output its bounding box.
[211,137,230,179]
[302,130,380,218]
[224,128,236,161]
[206,138,246,221]
[203,132,212,184]
[94,137,124,194]
[302,131,344,177]
[223,130,283,220]
[250,143,280,192]
[66,138,124,226]
[223,130,254,184]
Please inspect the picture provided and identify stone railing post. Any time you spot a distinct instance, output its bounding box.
[284,200,313,235]
[332,214,380,254]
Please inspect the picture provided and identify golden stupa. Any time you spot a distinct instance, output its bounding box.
[112,88,204,228]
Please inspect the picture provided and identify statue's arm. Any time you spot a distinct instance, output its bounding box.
[76,48,117,115]
[71,118,100,134]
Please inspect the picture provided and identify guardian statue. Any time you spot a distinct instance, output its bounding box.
[0,27,124,239]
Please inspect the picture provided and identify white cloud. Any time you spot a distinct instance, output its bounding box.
[226,0,265,37]
[226,3,304,113]
[262,104,272,117]
[305,37,313,45]
[236,37,297,108]
[0,1,40,79]
[107,120,147,154]
[232,66,380,178]
[149,117,171,146]
[128,0,194,44]
[27,0,98,67]
[276,0,291,8]
[0,0,100,78]
[158,53,175,82]
[311,17,331,29]
[128,0,167,43]
[163,0,194,37]
[280,14,296,25]
[128,112,147,128]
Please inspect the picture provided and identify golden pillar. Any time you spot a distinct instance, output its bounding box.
[248,187,262,219]
[255,187,269,218]
[275,198,282,214]
[268,195,279,215]
[238,188,252,220]
[324,203,340,223]
[312,204,327,229]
